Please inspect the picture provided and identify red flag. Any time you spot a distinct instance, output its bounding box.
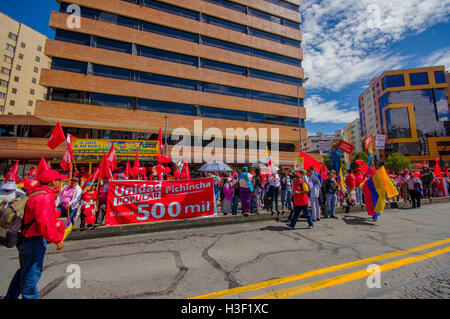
[299,152,321,172]
[4,161,19,183]
[107,143,117,171]
[424,160,428,167]
[158,127,163,153]
[99,153,113,179]
[82,167,100,189]
[337,140,355,154]
[446,167,449,176]
[181,160,191,179]
[85,133,89,139]
[36,157,50,179]
[134,150,140,168]
[47,122,65,149]
[60,135,74,172]
[125,160,133,179]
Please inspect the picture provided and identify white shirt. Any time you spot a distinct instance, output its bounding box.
[55,184,82,211]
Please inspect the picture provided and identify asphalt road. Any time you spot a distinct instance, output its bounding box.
[1,202,449,299]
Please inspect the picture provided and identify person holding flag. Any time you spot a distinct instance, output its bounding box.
[5,169,66,299]
[94,153,112,226]
[55,177,82,225]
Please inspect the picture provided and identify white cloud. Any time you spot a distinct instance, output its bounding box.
[305,95,359,124]
[419,47,450,70]
[301,0,450,91]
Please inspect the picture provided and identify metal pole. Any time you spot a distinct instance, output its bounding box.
[297,85,303,153]
[164,114,168,155]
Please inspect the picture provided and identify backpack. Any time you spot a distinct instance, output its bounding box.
[0,191,46,248]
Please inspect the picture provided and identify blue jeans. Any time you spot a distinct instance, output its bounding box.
[57,204,77,223]
[5,236,47,299]
[355,187,362,205]
[325,193,337,217]
[232,195,239,215]
[270,186,280,211]
[281,188,292,211]
[290,205,314,228]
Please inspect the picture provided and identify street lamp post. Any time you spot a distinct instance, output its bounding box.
[164,114,168,155]
[297,78,308,153]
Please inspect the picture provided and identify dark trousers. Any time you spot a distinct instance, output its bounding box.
[95,203,107,225]
[5,236,47,299]
[409,190,421,208]
[290,205,314,228]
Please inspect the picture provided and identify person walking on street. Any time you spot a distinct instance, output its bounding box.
[407,172,423,208]
[287,173,314,230]
[324,170,339,219]
[238,167,253,217]
[268,169,281,216]
[280,168,294,215]
[221,177,233,215]
[306,168,321,222]
[421,166,434,202]
[5,169,66,299]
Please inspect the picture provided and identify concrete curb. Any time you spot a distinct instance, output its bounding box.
[66,196,450,241]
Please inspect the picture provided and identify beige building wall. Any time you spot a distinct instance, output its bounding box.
[0,12,50,115]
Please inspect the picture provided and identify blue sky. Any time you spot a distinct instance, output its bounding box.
[1,0,449,136]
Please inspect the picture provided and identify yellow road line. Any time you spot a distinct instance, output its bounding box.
[190,238,450,299]
[252,245,450,299]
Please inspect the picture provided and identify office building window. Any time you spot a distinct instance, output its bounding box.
[33,67,39,73]
[35,56,41,63]
[90,92,134,109]
[434,71,447,84]
[0,80,8,87]
[18,53,24,59]
[51,57,88,74]
[28,100,33,107]
[30,89,35,95]
[96,37,132,54]
[32,78,37,84]
[37,45,43,52]
[0,92,5,99]
[386,107,411,139]
[434,88,450,121]
[3,55,13,64]
[14,76,19,82]
[409,72,429,86]
[6,43,15,53]
[16,65,22,71]
[8,32,18,41]
[12,88,17,94]
[1,67,10,75]
[55,29,92,46]
[20,42,26,48]
[382,74,405,90]
[10,100,15,106]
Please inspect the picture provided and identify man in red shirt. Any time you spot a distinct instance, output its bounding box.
[286,172,314,230]
[345,169,356,203]
[5,169,66,299]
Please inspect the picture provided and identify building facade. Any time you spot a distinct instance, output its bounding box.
[343,118,362,163]
[0,0,305,170]
[303,130,343,154]
[359,66,449,163]
[0,12,51,116]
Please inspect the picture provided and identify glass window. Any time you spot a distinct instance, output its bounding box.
[50,88,85,104]
[92,64,133,81]
[434,71,446,84]
[249,28,283,44]
[3,55,13,64]
[434,88,450,121]
[144,0,199,21]
[409,72,429,86]
[139,46,198,66]
[203,15,246,33]
[8,32,17,41]
[205,0,246,13]
[6,43,15,53]
[138,98,196,116]
[96,37,132,54]
[282,19,300,30]
[201,58,246,76]
[1,67,10,75]
[382,74,405,89]
[55,29,91,46]
[30,89,35,95]
[51,57,88,74]
[200,106,247,121]
[0,80,8,87]
[90,92,133,109]
[386,108,411,139]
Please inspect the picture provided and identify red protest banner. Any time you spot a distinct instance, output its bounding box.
[105,178,215,225]
[365,135,373,150]
[338,140,354,154]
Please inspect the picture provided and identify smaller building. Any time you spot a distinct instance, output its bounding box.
[0,12,50,115]
[303,130,343,154]
[343,118,362,163]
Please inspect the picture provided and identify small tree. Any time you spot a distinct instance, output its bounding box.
[350,151,369,170]
[384,152,411,174]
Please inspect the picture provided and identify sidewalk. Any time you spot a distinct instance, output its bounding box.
[65,196,450,241]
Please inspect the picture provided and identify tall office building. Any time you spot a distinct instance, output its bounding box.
[359,66,449,163]
[343,118,362,163]
[1,0,305,167]
[0,12,51,115]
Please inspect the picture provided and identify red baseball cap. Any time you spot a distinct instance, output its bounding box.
[38,169,68,183]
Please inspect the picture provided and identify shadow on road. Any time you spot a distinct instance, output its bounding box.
[342,215,377,226]
[259,225,292,232]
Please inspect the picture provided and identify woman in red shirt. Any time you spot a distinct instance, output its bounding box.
[80,182,98,230]
[287,173,314,230]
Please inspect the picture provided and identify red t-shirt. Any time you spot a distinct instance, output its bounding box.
[293,180,310,206]
[345,173,356,190]
[23,186,63,244]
